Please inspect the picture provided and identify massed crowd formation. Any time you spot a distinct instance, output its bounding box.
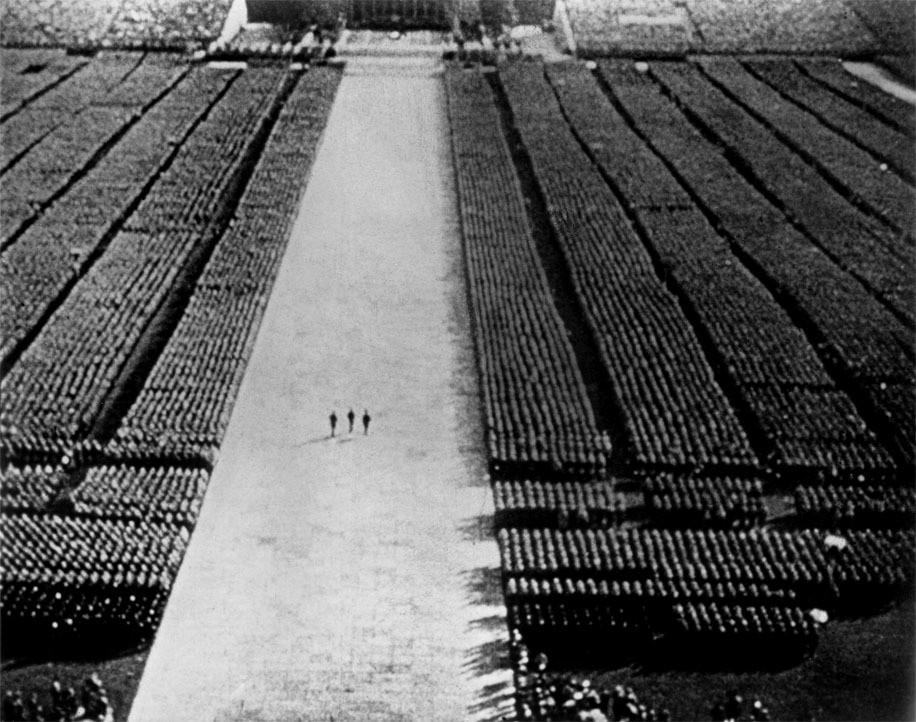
[445,58,913,718]
[1,58,342,651]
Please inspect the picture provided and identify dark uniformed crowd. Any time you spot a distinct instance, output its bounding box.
[514,634,773,721]
[2,673,111,722]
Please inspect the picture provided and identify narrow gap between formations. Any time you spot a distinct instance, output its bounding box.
[0,57,89,124]
[591,65,913,477]
[749,60,914,183]
[0,53,145,177]
[542,66,777,472]
[0,69,238,377]
[653,64,916,334]
[485,69,630,471]
[0,55,168,252]
[86,72,302,450]
[703,60,912,239]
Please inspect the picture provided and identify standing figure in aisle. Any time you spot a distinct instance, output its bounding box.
[347,408,356,434]
[362,409,371,435]
[329,410,338,438]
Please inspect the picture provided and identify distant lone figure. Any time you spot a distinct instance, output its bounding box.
[329,411,338,438]
[347,408,355,434]
[362,409,371,435]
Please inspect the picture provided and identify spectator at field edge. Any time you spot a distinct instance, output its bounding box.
[329,411,337,438]
[362,409,371,435]
[751,699,771,721]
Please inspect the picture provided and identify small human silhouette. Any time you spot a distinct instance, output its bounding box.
[329,411,338,438]
[347,408,355,434]
[362,409,371,435]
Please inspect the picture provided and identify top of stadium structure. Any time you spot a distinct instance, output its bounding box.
[0,0,912,84]
[339,29,454,58]
[246,0,462,29]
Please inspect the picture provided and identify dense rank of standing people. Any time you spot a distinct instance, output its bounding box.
[2,674,112,722]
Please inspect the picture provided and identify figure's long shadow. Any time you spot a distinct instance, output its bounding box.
[463,638,507,677]
[459,514,495,543]
[468,689,515,722]
[297,434,334,445]
[470,614,508,633]
[296,434,360,446]
[462,563,515,720]
[463,565,505,607]
[464,638,516,721]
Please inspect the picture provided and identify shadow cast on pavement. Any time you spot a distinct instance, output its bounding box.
[459,514,496,543]
[465,655,516,722]
[470,614,508,633]
[463,565,505,607]
[463,638,510,677]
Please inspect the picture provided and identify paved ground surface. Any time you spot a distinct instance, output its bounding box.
[128,55,513,722]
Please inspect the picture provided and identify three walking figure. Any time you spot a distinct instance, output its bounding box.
[329,408,370,437]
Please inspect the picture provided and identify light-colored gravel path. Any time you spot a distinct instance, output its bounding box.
[128,56,512,722]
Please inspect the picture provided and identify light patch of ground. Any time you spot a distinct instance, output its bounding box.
[216,0,248,45]
[518,28,571,61]
[553,0,577,54]
[128,56,512,722]
[618,10,686,26]
[843,60,916,104]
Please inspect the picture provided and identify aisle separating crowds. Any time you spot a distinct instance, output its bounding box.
[1,57,342,668]
[1,0,914,719]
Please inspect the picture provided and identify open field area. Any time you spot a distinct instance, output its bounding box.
[126,54,511,722]
[1,0,915,720]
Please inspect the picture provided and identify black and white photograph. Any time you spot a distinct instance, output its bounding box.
[0,0,914,720]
